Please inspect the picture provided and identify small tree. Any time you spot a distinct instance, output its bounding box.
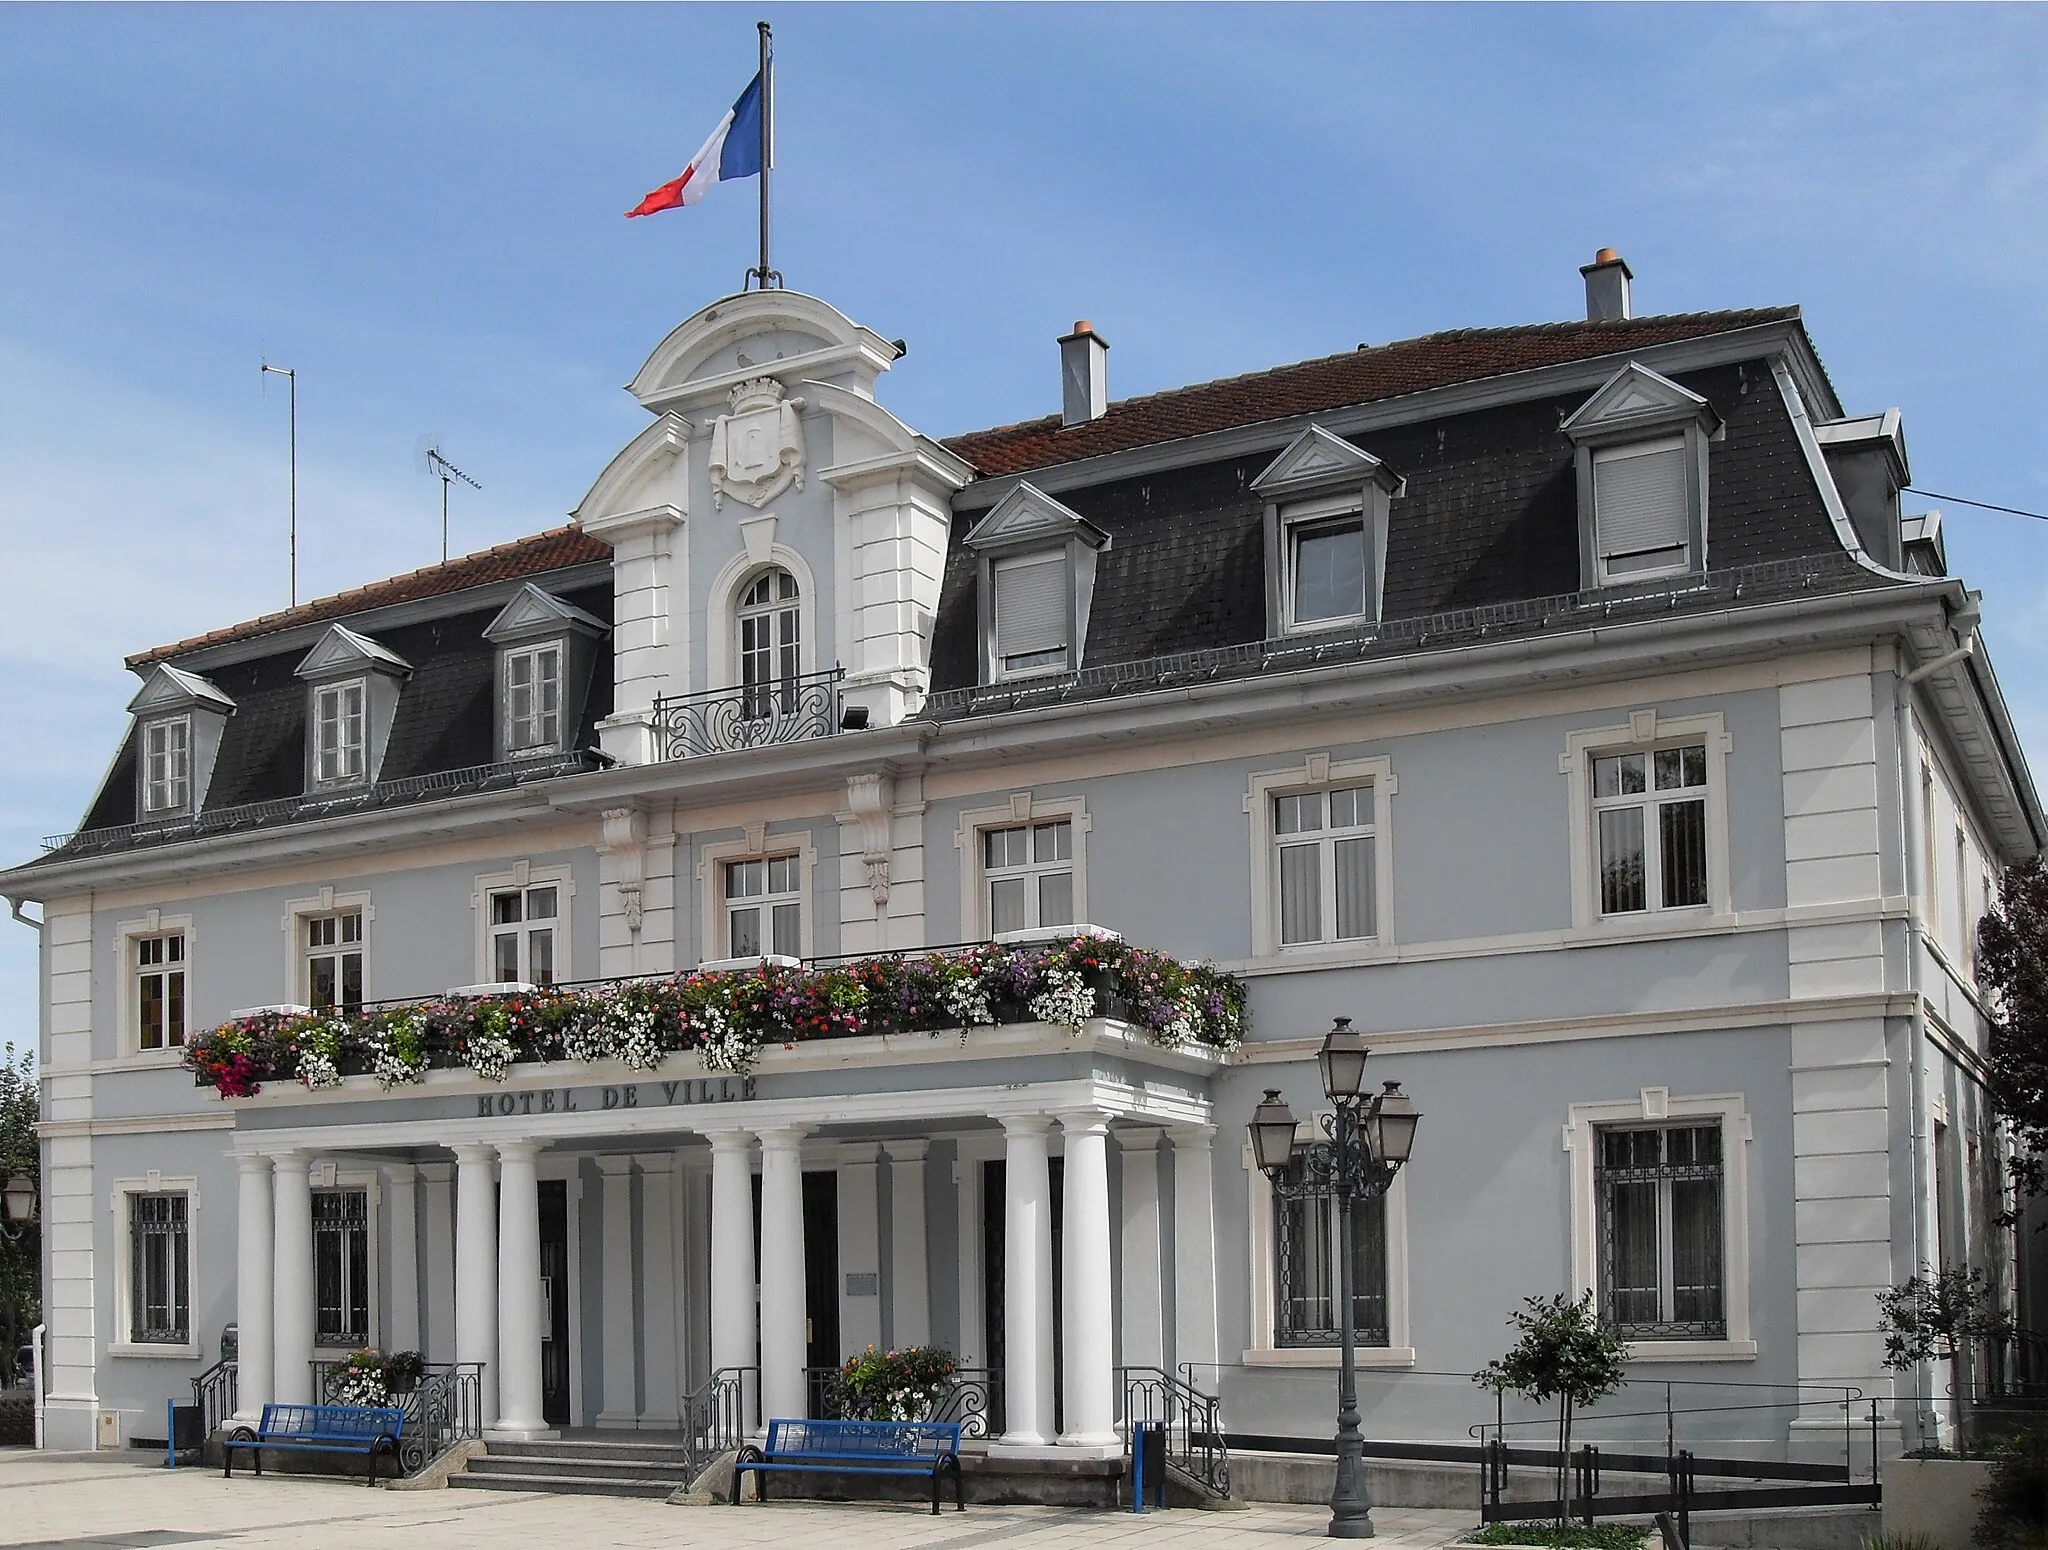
[1879,1266,2014,1451]
[1979,860,2048,1211]
[1475,1291,1630,1523]
[0,1043,39,1387]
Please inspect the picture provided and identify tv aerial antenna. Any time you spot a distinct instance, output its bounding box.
[416,435,482,562]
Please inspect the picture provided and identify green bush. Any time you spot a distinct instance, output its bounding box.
[1862,1534,1941,1550]
[1463,1523,1648,1550]
[1977,1425,2048,1550]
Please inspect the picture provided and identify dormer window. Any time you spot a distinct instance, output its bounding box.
[141,717,191,815]
[505,644,563,754]
[483,583,605,761]
[126,663,233,821]
[1562,362,1722,591]
[1285,501,1370,627]
[962,482,1110,686]
[993,553,1070,677]
[1252,426,1404,638]
[295,625,410,792]
[314,680,367,784]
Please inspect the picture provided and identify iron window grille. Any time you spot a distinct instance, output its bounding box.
[313,1188,371,1347]
[130,1192,189,1344]
[1595,1123,1726,1339]
[1592,743,1708,916]
[1273,1161,1389,1349]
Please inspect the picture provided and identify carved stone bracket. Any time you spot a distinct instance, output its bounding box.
[844,773,895,905]
[599,807,649,933]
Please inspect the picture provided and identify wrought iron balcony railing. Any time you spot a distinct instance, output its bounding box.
[653,667,843,759]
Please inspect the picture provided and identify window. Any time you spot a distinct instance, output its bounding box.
[738,568,801,715]
[725,855,801,958]
[1592,438,1690,580]
[305,911,364,1012]
[1595,1124,1725,1339]
[991,553,1069,678]
[313,1189,370,1347]
[984,819,1073,935]
[505,644,563,754]
[129,1193,190,1344]
[142,717,190,814]
[135,933,186,1051]
[489,884,559,984]
[1287,510,1368,626]
[1592,743,1708,915]
[1274,786,1376,946]
[313,680,367,784]
[1273,1164,1388,1348]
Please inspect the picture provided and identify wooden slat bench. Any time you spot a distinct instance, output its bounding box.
[732,1418,965,1514]
[223,1402,406,1486]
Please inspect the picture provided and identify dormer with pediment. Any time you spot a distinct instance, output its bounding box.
[571,289,973,763]
[125,664,234,820]
[1252,426,1406,638]
[293,625,411,792]
[482,583,608,763]
[961,483,1111,683]
[1561,361,1723,589]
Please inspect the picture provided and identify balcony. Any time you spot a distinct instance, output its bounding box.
[652,667,843,759]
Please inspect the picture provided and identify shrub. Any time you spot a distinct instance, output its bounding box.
[838,1345,957,1421]
[1977,1425,2048,1550]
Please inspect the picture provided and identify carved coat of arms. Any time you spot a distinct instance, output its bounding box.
[708,377,806,510]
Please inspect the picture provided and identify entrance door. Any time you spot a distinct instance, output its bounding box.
[981,1157,1063,1436]
[538,1179,570,1427]
[803,1170,840,1407]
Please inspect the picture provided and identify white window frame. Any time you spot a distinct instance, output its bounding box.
[311,676,369,787]
[284,888,373,1010]
[1560,711,1733,937]
[735,566,804,714]
[472,862,576,987]
[1591,436,1693,584]
[109,1172,201,1360]
[956,793,1092,940]
[704,541,820,694]
[989,550,1074,682]
[115,909,196,1064]
[1278,493,1372,635]
[697,828,817,965]
[1246,754,1396,961]
[140,715,192,816]
[1564,1089,1755,1362]
[310,1166,382,1352]
[1242,1121,1412,1368]
[721,852,804,960]
[503,641,566,757]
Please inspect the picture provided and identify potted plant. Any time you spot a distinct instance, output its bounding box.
[1474,1292,1630,1535]
[838,1345,957,1422]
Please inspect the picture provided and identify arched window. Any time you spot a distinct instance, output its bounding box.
[737,568,800,716]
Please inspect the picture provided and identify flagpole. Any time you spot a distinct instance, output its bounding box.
[749,20,779,290]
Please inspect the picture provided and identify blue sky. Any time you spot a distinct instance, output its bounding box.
[3,4,2047,1042]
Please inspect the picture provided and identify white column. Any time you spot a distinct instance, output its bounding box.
[383,1164,421,1357]
[1170,1124,1220,1377]
[1116,1127,1166,1372]
[492,1140,553,1439]
[838,1144,882,1357]
[998,1116,1055,1449]
[454,1143,500,1428]
[232,1154,275,1420]
[419,1163,456,1365]
[637,1153,681,1426]
[1056,1111,1118,1449]
[757,1127,809,1422]
[270,1150,314,1406]
[596,1156,637,1427]
[886,1140,930,1349]
[708,1130,758,1433]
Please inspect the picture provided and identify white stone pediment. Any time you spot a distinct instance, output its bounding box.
[482,583,607,645]
[1251,426,1404,499]
[963,482,1108,552]
[126,663,234,716]
[1561,362,1719,442]
[627,289,901,411]
[294,624,411,682]
[571,412,691,527]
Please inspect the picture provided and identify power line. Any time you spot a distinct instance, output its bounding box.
[1906,488,2048,525]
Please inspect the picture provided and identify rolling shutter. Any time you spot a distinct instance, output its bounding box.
[1594,438,1688,562]
[994,553,1068,661]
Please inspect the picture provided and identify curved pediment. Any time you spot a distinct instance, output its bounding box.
[626,289,901,412]
[572,411,691,526]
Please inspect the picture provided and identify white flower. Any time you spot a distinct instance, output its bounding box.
[1157,987,1203,1049]
[1029,964,1095,1035]
[943,973,994,1029]
[696,1005,757,1075]
[296,1051,342,1090]
[603,994,664,1071]
[467,1032,515,1084]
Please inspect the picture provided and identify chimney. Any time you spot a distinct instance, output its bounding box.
[1580,247,1633,323]
[1058,321,1109,427]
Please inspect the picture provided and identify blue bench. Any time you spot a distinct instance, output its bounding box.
[733,1417,965,1514]
[223,1402,405,1486]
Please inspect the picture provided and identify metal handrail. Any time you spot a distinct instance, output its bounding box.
[309,1359,486,1475]
[682,1365,755,1480]
[1119,1364,1230,1497]
[653,667,843,759]
[191,1357,238,1436]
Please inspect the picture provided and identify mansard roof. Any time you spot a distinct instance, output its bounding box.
[942,309,1802,478]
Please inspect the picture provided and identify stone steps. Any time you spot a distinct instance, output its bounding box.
[445,1437,700,1499]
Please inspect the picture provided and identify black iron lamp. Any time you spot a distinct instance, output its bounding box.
[1248,1019,1422,1540]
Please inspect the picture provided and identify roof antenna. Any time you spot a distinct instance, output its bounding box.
[261,362,297,605]
[417,435,482,563]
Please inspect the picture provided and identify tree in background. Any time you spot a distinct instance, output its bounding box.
[0,1043,38,1386]
[1979,859,2048,1209]
[1475,1292,1630,1524]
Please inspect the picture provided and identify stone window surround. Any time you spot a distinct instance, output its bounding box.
[108,1171,201,1360]
[954,792,1092,942]
[112,908,196,1067]
[695,825,819,965]
[1244,753,1397,962]
[281,887,375,1009]
[471,860,577,988]
[310,1163,383,1353]
[703,535,820,696]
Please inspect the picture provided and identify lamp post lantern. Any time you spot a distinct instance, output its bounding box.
[1248,1018,1421,1539]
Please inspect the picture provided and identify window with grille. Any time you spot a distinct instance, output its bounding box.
[142,717,191,814]
[135,932,187,1051]
[992,553,1069,678]
[489,885,559,984]
[1595,1123,1725,1339]
[1273,785,1377,946]
[1289,514,1368,626]
[725,855,800,958]
[983,819,1073,935]
[129,1192,189,1344]
[313,1189,371,1347]
[1272,1162,1388,1348]
[305,911,364,1012]
[1592,744,1707,916]
[738,569,801,716]
[505,643,563,754]
[1593,438,1689,580]
[313,679,367,785]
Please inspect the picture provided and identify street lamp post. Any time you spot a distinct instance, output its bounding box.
[1249,1018,1421,1540]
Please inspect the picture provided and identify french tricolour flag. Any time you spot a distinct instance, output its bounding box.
[626,70,765,218]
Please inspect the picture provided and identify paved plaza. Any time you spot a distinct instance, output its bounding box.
[0,1450,1473,1550]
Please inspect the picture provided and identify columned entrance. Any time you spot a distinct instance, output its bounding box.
[539,1179,569,1428]
[982,1157,1063,1437]
[802,1170,840,1374]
